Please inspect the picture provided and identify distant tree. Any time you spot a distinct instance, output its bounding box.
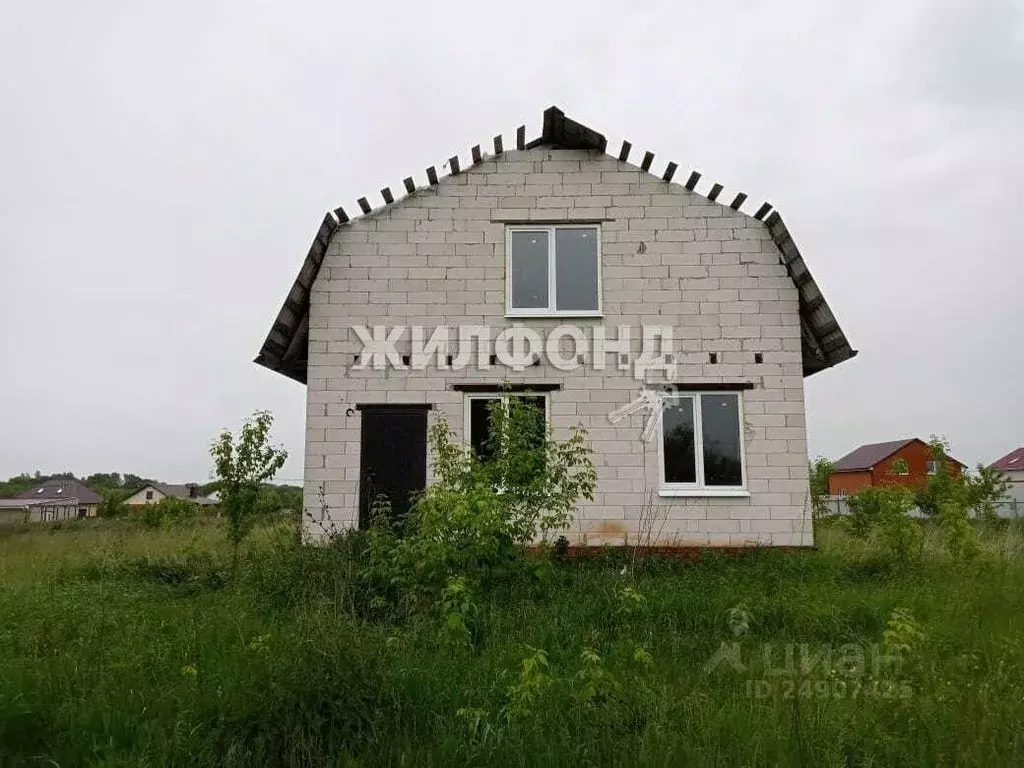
[274,484,303,514]
[98,488,131,517]
[808,458,834,519]
[210,410,288,574]
[1,471,165,498]
[85,473,123,491]
[964,465,1011,521]
[0,473,42,498]
[122,474,152,491]
[914,436,1010,520]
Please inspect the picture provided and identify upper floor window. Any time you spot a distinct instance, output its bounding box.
[659,392,748,497]
[926,460,940,475]
[145,490,154,500]
[890,458,910,476]
[506,225,601,317]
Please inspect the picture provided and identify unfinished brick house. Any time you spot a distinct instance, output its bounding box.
[256,107,856,547]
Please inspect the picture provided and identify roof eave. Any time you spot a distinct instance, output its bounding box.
[254,213,337,384]
[764,211,857,376]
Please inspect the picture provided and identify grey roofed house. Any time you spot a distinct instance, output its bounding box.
[123,483,219,506]
[2,478,103,522]
[16,478,102,505]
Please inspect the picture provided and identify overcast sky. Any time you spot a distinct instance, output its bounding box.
[1,0,1021,483]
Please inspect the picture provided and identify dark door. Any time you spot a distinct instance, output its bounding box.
[358,406,429,529]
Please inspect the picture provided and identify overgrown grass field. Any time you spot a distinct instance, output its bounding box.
[2,518,1023,765]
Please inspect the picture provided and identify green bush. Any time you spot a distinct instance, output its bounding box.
[209,410,288,573]
[98,488,130,518]
[361,398,596,607]
[138,497,200,529]
[845,485,922,560]
[915,437,1010,521]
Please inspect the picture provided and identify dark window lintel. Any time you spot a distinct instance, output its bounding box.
[666,382,755,392]
[354,403,433,411]
[491,218,613,225]
[452,383,562,393]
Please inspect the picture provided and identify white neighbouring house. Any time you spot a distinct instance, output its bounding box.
[256,107,856,547]
[123,483,218,508]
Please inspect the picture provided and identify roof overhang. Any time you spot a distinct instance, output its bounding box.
[255,106,856,384]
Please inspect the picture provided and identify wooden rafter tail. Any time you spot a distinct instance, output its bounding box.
[730,192,747,210]
[618,140,631,162]
[684,171,701,190]
[448,155,460,175]
[663,162,678,182]
[357,197,371,214]
[640,151,654,172]
[516,125,526,150]
[426,166,439,186]
[381,187,394,205]
[471,145,482,164]
[707,183,723,201]
[333,206,349,224]
[753,201,773,220]
[493,134,503,155]
[403,177,416,195]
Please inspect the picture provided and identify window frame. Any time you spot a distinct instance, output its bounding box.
[657,391,750,498]
[463,392,551,456]
[926,460,940,475]
[505,224,603,318]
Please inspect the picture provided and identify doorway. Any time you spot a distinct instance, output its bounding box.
[357,405,429,529]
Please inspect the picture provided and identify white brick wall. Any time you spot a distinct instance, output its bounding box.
[304,148,813,547]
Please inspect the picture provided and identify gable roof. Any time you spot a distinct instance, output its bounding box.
[832,439,918,472]
[990,447,1024,472]
[832,438,966,472]
[16,478,102,504]
[255,106,857,383]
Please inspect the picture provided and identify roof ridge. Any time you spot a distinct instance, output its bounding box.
[328,105,770,230]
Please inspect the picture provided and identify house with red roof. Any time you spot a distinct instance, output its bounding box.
[827,438,964,497]
[989,447,1024,505]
